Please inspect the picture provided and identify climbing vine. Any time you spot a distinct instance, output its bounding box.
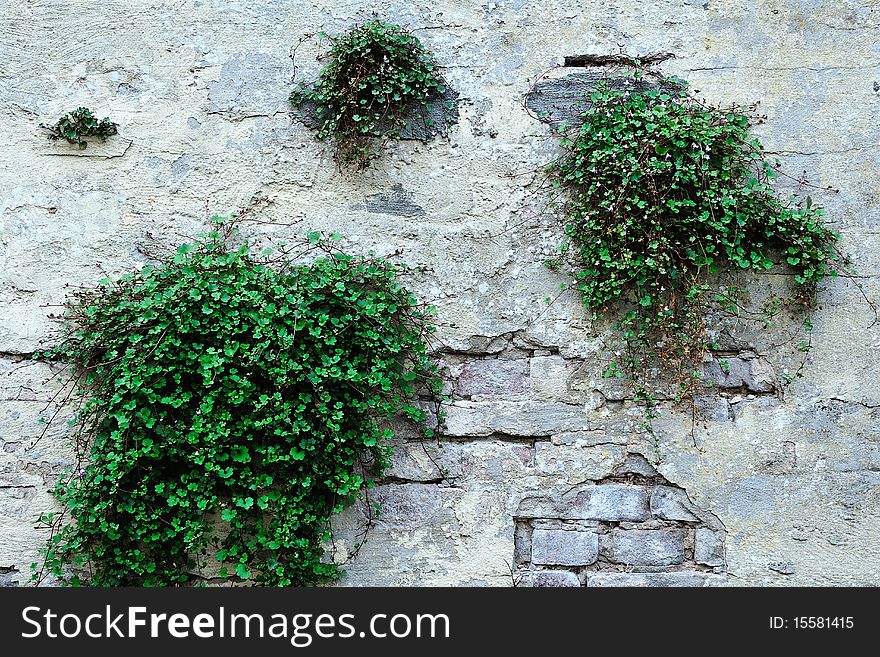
[41,107,117,149]
[34,216,442,586]
[541,66,844,415]
[291,20,450,170]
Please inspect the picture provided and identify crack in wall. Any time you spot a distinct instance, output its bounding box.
[563,52,675,67]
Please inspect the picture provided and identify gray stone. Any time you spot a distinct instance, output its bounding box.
[37,138,132,159]
[608,529,686,566]
[375,484,443,529]
[515,484,650,521]
[694,396,732,422]
[513,522,531,565]
[551,431,628,446]
[726,475,778,516]
[353,184,426,218]
[694,528,726,567]
[534,442,628,480]
[569,484,650,521]
[529,355,572,399]
[524,70,669,129]
[761,440,798,475]
[702,355,776,393]
[444,400,598,437]
[0,568,20,587]
[456,359,528,397]
[650,486,700,522]
[522,570,581,587]
[587,572,726,587]
[531,529,599,566]
[515,496,559,519]
[612,453,660,478]
[386,442,443,483]
[522,71,601,128]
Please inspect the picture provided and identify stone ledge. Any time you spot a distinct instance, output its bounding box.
[444,399,600,437]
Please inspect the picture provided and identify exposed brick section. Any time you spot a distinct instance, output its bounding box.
[514,463,727,587]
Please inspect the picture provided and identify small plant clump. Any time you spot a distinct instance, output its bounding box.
[543,67,842,414]
[41,107,118,149]
[34,219,442,586]
[291,20,448,170]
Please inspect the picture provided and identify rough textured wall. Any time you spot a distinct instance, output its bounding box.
[1,0,879,587]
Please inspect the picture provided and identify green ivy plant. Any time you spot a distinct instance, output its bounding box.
[41,107,118,149]
[33,217,442,586]
[291,20,449,170]
[542,67,843,416]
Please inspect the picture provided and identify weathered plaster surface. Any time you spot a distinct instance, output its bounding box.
[1,0,879,586]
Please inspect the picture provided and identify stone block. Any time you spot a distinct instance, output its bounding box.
[612,453,659,478]
[354,184,425,218]
[207,53,289,118]
[522,570,581,587]
[569,484,650,521]
[515,496,559,519]
[444,400,598,437]
[534,443,626,480]
[694,528,726,567]
[529,355,572,399]
[531,529,599,566]
[608,529,686,566]
[650,486,700,522]
[702,354,776,393]
[456,358,528,397]
[523,70,663,129]
[0,569,21,587]
[515,484,651,521]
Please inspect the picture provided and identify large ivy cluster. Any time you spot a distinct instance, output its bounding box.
[291,20,448,170]
[41,107,117,149]
[36,223,441,586]
[545,69,841,410]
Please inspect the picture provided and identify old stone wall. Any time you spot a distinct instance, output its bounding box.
[2,0,879,587]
